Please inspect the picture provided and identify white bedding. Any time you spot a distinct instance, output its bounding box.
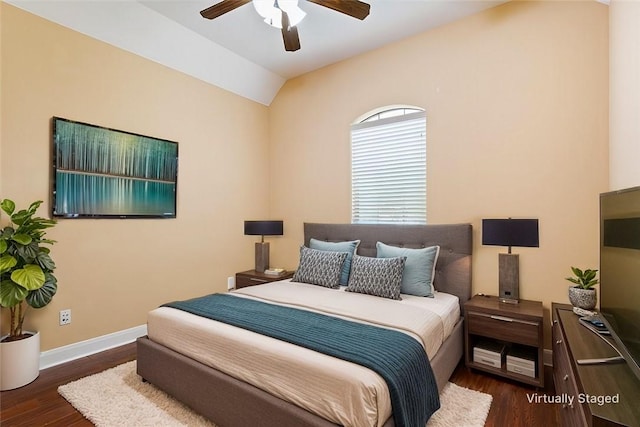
[147,280,460,427]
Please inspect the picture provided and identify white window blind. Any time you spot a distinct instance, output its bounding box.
[351,110,427,224]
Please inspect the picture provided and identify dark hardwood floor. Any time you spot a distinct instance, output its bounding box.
[0,343,136,427]
[0,343,558,426]
[449,362,559,426]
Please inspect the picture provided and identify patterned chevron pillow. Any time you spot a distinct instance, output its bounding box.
[345,255,406,300]
[292,246,348,289]
[309,238,360,286]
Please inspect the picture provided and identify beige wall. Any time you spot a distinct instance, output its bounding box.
[610,0,640,190]
[0,1,612,353]
[0,4,270,350]
[269,0,609,345]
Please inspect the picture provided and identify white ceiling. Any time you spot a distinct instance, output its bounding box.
[141,0,506,79]
[6,0,506,104]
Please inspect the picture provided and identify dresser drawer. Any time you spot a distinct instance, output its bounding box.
[467,311,540,346]
[553,320,587,427]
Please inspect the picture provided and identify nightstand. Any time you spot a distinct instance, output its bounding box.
[464,294,544,387]
[235,269,294,289]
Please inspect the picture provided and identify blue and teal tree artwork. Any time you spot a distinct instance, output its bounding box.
[53,118,178,217]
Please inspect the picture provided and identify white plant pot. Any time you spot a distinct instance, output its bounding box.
[0,331,40,391]
[568,286,597,310]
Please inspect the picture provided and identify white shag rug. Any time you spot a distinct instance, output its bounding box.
[59,361,492,427]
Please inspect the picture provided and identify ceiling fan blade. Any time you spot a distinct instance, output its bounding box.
[200,0,251,19]
[307,0,370,20]
[281,11,301,52]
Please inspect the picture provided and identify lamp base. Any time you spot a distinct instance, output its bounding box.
[255,242,270,273]
[498,253,519,303]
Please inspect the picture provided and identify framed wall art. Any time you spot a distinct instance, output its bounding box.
[52,117,178,218]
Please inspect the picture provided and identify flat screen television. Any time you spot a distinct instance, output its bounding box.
[52,117,178,218]
[599,185,640,381]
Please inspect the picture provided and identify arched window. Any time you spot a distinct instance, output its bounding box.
[351,107,426,224]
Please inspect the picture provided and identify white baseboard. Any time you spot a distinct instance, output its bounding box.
[40,324,147,370]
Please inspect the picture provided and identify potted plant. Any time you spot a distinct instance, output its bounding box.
[565,266,598,310]
[0,199,58,390]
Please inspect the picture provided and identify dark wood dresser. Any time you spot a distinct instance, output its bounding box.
[552,303,640,426]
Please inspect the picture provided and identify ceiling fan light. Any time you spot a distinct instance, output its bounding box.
[278,0,306,27]
[253,0,281,26]
[263,14,283,29]
[252,0,305,29]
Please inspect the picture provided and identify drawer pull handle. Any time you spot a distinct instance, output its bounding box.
[250,278,267,282]
[490,315,514,322]
[556,340,562,345]
[563,374,569,381]
[471,312,539,326]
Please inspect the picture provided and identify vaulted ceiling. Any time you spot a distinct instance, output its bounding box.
[6,0,506,105]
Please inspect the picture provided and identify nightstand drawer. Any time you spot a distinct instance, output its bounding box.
[236,276,270,288]
[235,270,294,289]
[467,311,540,346]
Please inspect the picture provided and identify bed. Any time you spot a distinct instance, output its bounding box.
[137,222,472,427]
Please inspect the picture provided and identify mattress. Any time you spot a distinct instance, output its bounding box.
[147,280,460,427]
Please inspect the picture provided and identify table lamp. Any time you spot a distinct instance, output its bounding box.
[244,220,283,272]
[482,218,539,303]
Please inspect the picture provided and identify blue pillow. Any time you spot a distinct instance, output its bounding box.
[309,238,360,286]
[376,242,440,297]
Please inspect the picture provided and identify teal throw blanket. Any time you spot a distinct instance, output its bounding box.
[163,293,440,427]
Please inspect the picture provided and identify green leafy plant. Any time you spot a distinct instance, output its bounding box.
[0,199,58,340]
[565,266,599,290]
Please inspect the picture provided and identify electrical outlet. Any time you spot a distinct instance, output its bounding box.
[59,309,71,325]
[227,276,235,290]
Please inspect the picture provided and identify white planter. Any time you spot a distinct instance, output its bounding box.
[0,331,40,390]
[568,286,597,310]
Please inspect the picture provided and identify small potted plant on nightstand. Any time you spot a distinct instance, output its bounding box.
[0,199,58,390]
[565,266,598,310]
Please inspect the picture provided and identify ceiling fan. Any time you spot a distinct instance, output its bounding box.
[200,0,371,52]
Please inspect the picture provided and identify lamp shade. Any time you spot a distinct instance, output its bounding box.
[482,219,539,248]
[244,220,283,236]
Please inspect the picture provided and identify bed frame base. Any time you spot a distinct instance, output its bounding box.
[137,335,358,427]
[136,319,463,427]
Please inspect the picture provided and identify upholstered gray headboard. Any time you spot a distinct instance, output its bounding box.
[304,223,473,313]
